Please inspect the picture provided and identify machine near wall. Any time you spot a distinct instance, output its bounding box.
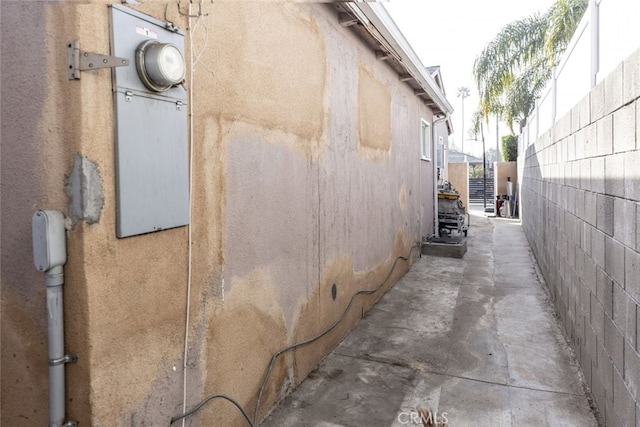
[437,182,468,236]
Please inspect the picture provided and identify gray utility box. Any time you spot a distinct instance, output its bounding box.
[110,5,189,238]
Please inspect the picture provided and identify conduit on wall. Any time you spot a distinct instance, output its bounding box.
[32,210,77,427]
[182,3,198,425]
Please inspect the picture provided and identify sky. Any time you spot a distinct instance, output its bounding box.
[383,0,556,157]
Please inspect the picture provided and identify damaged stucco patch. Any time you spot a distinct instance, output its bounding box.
[65,154,104,225]
[357,63,391,159]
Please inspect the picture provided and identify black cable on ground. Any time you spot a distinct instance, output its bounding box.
[170,394,255,426]
[170,244,417,426]
[252,249,415,425]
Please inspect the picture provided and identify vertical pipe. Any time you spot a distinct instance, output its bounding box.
[182,6,196,426]
[33,210,73,427]
[482,138,487,210]
[551,67,557,125]
[46,268,65,427]
[495,114,500,162]
[433,123,439,238]
[535,99,539,140]
[432,115,449,237]
[590,0,599,87]
[418,127,422,241]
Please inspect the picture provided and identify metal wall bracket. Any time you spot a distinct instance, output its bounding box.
[62,421,78,427]
[339,12,358,27]
[48,354,78,366]
[68,40,129,80]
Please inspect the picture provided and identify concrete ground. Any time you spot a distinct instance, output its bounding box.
[263,207,600,427]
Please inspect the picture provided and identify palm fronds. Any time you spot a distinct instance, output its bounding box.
[473,0,587,130]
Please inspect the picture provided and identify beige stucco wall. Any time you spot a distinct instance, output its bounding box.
[1,3,440,426]
[447,162,470,210]
[494,161,518,197]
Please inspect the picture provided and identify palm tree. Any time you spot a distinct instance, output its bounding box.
[456,86,470,153]
[469,109,485,146]
[473,0,588,132]
[545,0,590,64]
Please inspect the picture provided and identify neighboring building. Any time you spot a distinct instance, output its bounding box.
[448,150,483,165]
[446,150,484,208]
[1,2,453,426]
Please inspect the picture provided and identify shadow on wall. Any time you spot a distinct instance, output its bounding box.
[520,138,639,427]
[0,4,74,426]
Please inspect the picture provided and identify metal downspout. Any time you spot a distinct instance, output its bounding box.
[432,115,449,238]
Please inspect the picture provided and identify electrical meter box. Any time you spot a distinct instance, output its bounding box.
[110,5,189,238]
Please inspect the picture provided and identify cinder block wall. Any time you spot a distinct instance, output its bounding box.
[521,48,640,426]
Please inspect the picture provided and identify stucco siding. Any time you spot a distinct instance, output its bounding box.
[1,3,441,426]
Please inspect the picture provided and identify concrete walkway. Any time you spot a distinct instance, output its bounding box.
[263,210,599,427]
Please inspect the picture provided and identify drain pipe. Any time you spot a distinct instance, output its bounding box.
[432,115,449,238]
[32,210,77,427]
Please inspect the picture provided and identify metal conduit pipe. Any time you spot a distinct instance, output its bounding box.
[32,210,77,427]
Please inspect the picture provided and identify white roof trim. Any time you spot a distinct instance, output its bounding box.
[346,2,454,115]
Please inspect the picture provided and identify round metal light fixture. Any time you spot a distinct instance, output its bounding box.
[135,40,185,92]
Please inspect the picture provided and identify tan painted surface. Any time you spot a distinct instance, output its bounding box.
[1,3,441,426]
[357,64,392,158]
[201,268,289,425]
[292,232,413,383]
[448,162,470,210]
[1,3,97,424]
[495,161,518,197]
[2,3,189,425]
[190,2,326,158]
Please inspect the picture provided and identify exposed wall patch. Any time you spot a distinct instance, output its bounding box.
[357,63,391,158]
[65,154,104,225]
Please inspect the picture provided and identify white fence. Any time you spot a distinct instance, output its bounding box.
[520,0,640,151]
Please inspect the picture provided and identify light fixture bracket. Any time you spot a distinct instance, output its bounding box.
[67,40,129,80]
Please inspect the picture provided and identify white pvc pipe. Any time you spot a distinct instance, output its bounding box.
[182,5,196,426]
[590,0,599,88]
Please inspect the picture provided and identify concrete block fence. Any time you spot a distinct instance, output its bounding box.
[520,48,640,426]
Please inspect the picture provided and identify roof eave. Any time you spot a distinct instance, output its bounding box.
[345,2,454,117]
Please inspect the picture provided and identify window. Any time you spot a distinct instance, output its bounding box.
[420,119,431,160]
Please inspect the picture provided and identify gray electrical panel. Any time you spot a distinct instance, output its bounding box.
[110,5,189,238]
